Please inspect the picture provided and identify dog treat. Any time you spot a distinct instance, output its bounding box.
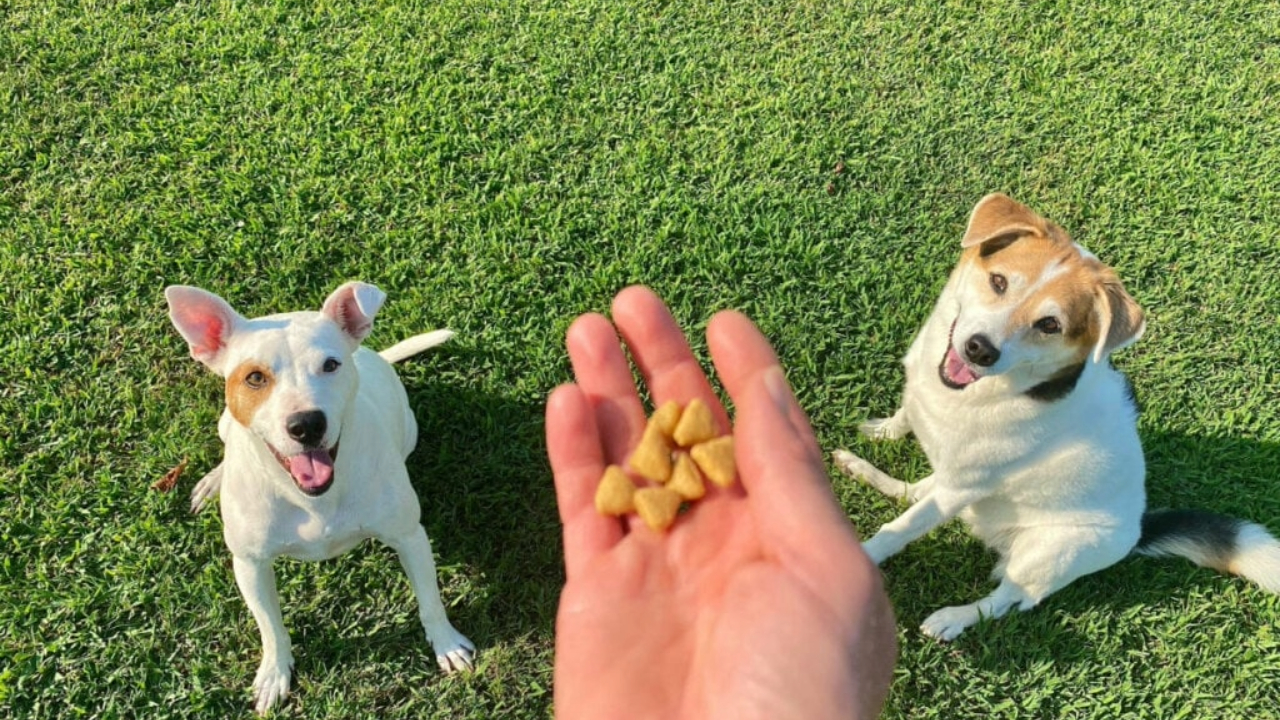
[628,422,673,483]
[594,465,637,515]
[596,398,737,531]
[651,400,683,438]
[672,398,718,447]
[691,436,736,488]
[633,487,683,532]
[667,452,706,501]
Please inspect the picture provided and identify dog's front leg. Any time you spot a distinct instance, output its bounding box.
[191,411,234,513]
[832,450,935,503]
[862,486,986,565]
[189,463,222,513]
[858,408,911,440]
[384,526,477,673]
[231,556,293,715]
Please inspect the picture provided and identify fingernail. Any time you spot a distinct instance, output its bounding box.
[763,366,794,414]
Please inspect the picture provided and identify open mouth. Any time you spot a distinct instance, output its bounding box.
[938,319,981,390]
[267,442,340,496]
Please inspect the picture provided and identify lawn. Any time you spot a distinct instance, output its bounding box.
[2,0,1278,718]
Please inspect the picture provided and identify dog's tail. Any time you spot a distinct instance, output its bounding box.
[1134,509,1280,593]
[378,329,455,364]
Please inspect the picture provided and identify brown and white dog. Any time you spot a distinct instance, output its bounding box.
[834,193,1280,641]
[167,282,475,713]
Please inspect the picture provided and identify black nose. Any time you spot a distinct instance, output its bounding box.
[964,334,1000,367]
[286,410,327,447]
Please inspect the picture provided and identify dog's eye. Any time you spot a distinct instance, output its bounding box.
[322,358,341,373]
[1034,316,1062,334]
[989,273,1008,295]
[245,371,268,389]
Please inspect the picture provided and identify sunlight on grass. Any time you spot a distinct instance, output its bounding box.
[2,0,1277,718]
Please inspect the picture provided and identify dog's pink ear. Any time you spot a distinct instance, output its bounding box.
[1092,280,1146,363]
[165,285,243,373]
[321,281,386,344]
[961,193,1043,250]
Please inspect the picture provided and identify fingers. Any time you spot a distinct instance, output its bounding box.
[566,312,647,463]
[546,383,625,580]
[708,313,880,615]
[706,310,823,463]
[707,311,860,550]
[611,287,732,431]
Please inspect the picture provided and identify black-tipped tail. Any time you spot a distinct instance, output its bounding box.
[1135,509,1280,593]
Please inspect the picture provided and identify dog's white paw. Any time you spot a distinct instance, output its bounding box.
[190,464,223,514]
[859,416,908,441]
[431,627,477,673]
[251,657,293,715]
[832,449,876,482]
[920,605,978,642]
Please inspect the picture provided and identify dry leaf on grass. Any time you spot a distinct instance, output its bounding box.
[151,458,188,492]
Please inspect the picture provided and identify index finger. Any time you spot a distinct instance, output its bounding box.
[546,383,625,580]
[566,312,647,463]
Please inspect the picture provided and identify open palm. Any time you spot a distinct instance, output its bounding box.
[546,286,895,720]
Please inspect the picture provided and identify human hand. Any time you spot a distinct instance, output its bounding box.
[546,286,896,720]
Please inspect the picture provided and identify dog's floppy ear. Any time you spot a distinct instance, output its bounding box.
[321,281,386,344]
[165,285,244,374]
[961,193,1043,251]
[1091,279,1146,363]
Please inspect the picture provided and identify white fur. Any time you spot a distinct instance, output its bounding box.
[834,197,1280,640]
[834,202,1146,641]
[1231,524,1280,594]
[380,329,456,363]
[167,282,474,714]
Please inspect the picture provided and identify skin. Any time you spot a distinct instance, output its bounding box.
[546,286,897,720]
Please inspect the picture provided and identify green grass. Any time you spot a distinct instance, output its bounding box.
[3,0,1279,717]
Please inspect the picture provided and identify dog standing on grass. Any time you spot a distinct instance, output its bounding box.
[834,193,1280,641]
[166,281,475,714]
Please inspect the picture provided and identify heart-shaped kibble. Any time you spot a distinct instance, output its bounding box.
[594,465,637,516]
[668,452,706,501]
[628,421,673,483]
[672,398,718,447]
[691,436,736,488]
[651,400,683,438]
[633,487,683,532]
[598,400,738,532]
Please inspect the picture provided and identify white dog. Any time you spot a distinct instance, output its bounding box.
[834,193,1280,641]
[166,281,475,714]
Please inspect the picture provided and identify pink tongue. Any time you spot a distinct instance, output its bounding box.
[288,449,334,490]
[945,347,979,385]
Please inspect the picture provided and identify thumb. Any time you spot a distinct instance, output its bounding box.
[733,365,863,546]
[707,311,867,551]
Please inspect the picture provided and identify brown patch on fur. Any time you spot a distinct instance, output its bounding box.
[961,194,1043,248]
[959,241,1102,368]
[970,233,1074,287]
[226,361,274,427]
[956,194,1145,364]
[1094,275,1146,359]
[1006,251,1108,360]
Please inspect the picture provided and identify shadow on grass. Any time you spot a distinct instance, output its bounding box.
[404,366,562,653]
[873,429,1280,668]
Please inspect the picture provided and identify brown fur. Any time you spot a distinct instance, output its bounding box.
[958,194,1143,363]
[227,361,274,427]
